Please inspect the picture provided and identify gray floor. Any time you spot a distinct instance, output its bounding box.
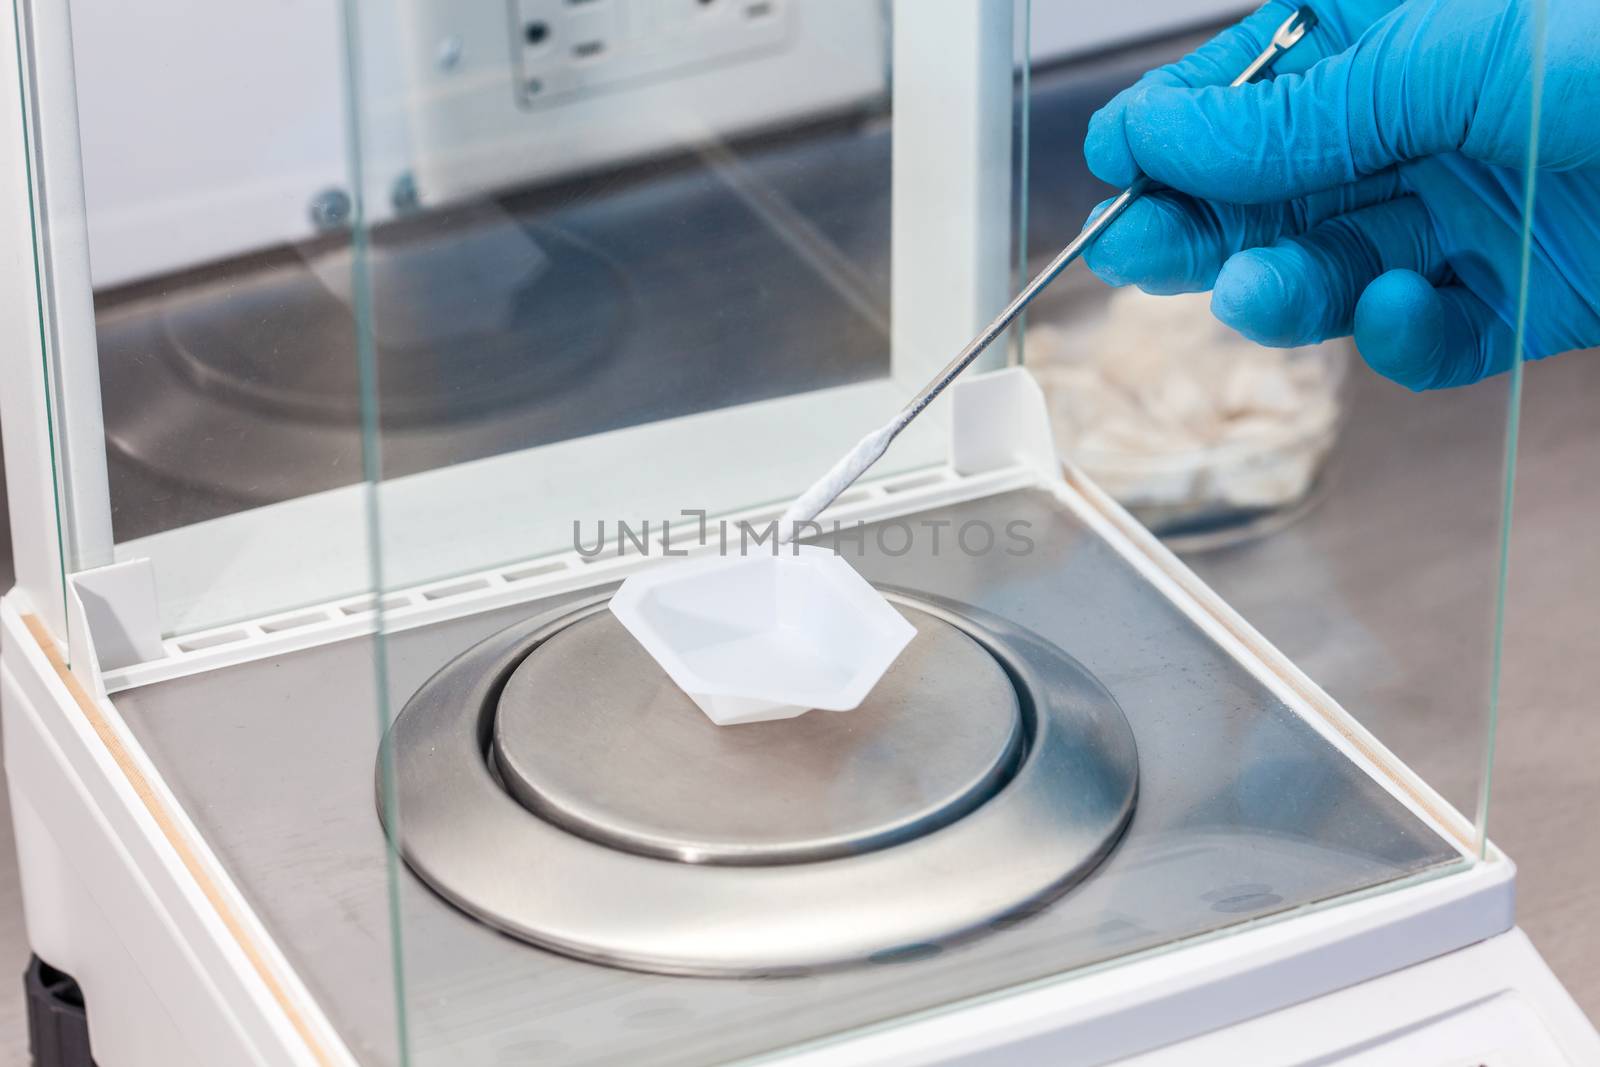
[1486,353,1600,1019]
[1189,350,1600,1022]
[0,354,1596,1062]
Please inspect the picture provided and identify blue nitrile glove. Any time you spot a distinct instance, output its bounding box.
[1081,0,1600,391]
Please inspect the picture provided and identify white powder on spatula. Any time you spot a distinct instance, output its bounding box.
[778,424,898,543]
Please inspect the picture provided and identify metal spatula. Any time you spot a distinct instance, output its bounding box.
[778,5,1319,541]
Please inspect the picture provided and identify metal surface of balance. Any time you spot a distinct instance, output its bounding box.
[379,588,1140,977]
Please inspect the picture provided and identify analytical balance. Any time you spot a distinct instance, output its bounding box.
[1,1,1596,1065]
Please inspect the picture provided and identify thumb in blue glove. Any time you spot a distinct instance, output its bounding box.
[1080,0,1600,391]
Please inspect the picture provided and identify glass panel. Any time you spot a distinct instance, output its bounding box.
[68,0,398,634]
[349,0,1029,599]
[1,0,65,633]
[355,3,1546,1063]
[1022,3,1542,863]
[359,2,1039,1063]
[8,0,100,657]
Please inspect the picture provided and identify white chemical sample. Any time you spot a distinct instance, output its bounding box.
[1031,289,1344,521]
[778,424,897,543]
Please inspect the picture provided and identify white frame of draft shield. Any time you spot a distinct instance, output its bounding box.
[1,0,1022,644]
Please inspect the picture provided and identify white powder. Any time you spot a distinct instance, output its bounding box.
[778,424,897,542]
[1030,289,1344,513]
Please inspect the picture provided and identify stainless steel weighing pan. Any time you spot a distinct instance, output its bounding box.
[378,589,1140,976]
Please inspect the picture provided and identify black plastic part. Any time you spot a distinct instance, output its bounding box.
[25,957,97,1067]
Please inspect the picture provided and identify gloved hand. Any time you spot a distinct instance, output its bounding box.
[1081,0,1600,390]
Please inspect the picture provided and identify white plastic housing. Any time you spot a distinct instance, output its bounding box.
[609,546,916,726]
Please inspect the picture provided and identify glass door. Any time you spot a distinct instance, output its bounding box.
[344,1,1554,1064]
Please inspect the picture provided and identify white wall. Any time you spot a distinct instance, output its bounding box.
[69,1,1248,289]
[68,0,412,288]
[1029,0,1250,64]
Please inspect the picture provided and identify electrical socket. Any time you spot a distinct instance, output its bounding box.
[399,0,882,200]
[511,0,790,108]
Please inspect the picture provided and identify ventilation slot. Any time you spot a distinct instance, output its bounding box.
[259,612,330,634]
[422,578,495,601]
[175,629,251,653]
